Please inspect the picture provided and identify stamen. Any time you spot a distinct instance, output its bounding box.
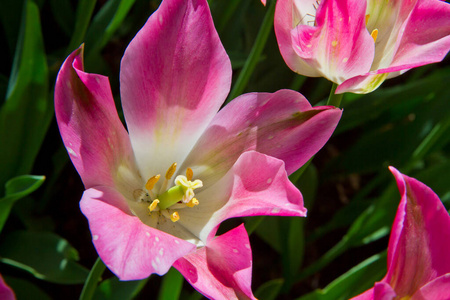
[148,199,160,212]
[365,14,370,26]
[186,168,193,181]
[371,29,378,43]
[186,198,199,208]
[165,163,177,180]
[145,174,160,191]
[170,212,180,222]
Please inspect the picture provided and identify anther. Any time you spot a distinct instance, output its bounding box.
[371,29,378,43]
[165,163,177,180]
[170,212,180,222]
[186,198,199,208]
[148,199,160,212]
[365,14,370,26]
[145,174,160,191]
[186,168,193,181]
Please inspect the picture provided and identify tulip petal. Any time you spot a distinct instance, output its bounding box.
[373,282,397,300]
[182,90,342,186]
[177,151,306,243]
[55,46,139,191]
[276,0,375,83]
[120,0,232,180]
[174,224,256,300]
[0,275,15,300]
[411,274,450,300]
[386,167,450,297]
[80,186,196,280]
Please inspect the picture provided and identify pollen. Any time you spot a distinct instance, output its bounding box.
[371,29,378,43]
[148,199,160,212]
[145,174,160,191]
[170,212,180,222]
[186,167,193,181]
[186,198,199,208]
[133,189,148,202]
[165,163,177,180]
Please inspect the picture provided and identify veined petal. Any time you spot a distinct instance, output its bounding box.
[336,72,389,94]
[411,274,450,300]
[120,0,231,180]
[178,151,306,243]
[276,0,375,83]
[80,186,196,280]
[174,224,256,300]
[0,275,15,300]
[181,90,342,186]
[373,282,397,300]
[55,46,139,190]
[386,167,450,297]
[388,0,450,73]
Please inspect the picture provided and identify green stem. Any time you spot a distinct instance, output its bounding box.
[79,257,106,300]
[66,0,97,55]
[326,83,344,107]
[226,0,275,103]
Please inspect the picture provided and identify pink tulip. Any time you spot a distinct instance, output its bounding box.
[352,167,450,300]
[55,0,341,298]
[0,275,15,300]
[275,0,450,94]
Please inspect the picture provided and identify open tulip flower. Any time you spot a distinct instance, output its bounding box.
[275,0,450,94]
[352,167,450,300]
[55,0,341,298]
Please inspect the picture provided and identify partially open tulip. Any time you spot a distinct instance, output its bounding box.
[352,167,450,299]
[55,0,342,298]
[275,0,450,94]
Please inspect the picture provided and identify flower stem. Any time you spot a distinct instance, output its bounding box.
[326,83,344,107]
[79,257,106,300]
[226,0,276,104]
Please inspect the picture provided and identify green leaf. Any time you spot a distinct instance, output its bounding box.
[0,0,50,193]
[255,279,284,300]
[4,276,52,300]
[66,0,97,54]
[94,277,149,300]
[158,268,183,300]
[0,175,45,233]
[296,252,386,300]
[0,230,89,284]
[49,0,75,37]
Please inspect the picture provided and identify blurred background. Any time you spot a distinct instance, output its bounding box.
[0,0,449,299]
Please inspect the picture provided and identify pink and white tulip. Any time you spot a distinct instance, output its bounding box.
[352,167,450,300]
[275,0,450,94]
[55,0,341,298]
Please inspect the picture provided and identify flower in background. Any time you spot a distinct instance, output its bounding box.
[0,275,15,300]
[275,0,450,94]
[352,167,450,300]
[55,0,342,298]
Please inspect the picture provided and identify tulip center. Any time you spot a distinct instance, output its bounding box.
[133,163,202,223]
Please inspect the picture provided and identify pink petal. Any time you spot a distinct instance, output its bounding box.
[120,0,232,180]
[261,0,266,6]
[411,274,450,300]
[275,0,375,82]
[182,90,342,186]
[80,186,196,280]
[385,167,450,297]
[55,46,138,189]
[178,151,306,242]
[373,282,397,300]
[0,275,15,300]
[174,224,256,300]
[388,0,450,74]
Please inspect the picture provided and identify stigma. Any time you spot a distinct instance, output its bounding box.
[133,163,203,223]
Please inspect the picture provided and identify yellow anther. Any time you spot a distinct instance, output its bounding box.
[165,163,177,180]
[371,29,378,43]
[186,168,193,181]
[148,199,160,212]
[145,174,161,191]
[186,198,199,208]
[365,14,370,26]
[170,212,180,222]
